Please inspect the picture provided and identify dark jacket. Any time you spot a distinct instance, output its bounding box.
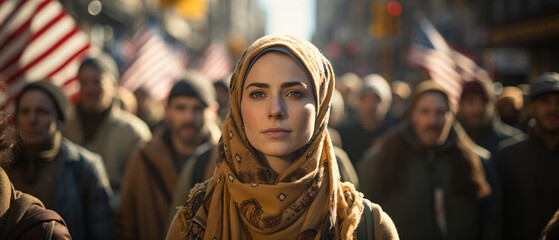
[0,168,71,240]
[338,118,393,166]
[495,130,559,240]
[461,118,522,154]
[55,138,114,240]
[359,122,500,240]
[9,138,114,240]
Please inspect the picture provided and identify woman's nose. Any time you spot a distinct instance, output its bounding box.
[268,95,286,119]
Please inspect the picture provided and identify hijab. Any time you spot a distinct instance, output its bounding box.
[175,35,363,240]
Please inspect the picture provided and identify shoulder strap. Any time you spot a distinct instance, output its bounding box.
[192,145,212,185]
[357,198,375,240]
[139,150,172,203]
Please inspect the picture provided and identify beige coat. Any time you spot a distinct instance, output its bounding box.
[62,104,151,197]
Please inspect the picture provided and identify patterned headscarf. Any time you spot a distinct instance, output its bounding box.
[181,35,363,240]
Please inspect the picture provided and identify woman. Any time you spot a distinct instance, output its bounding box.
[166,35,398,239]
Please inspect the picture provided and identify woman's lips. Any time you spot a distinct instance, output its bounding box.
[262,128,291,138]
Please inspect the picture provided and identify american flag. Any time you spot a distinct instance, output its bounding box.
[195,40,233,82]
[119,25,188,101]
[0,0,93,112]
[408,15,490,110]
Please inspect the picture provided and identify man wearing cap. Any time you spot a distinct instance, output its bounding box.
[456,80,522,154]
[358,80,499,240]
[338,73,394,165]
[495,72,559,240]
[9,80,114,240]
[117,72,221,240]
[63,56,152,207]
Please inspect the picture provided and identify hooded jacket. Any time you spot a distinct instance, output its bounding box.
[359,122,499,240]
[496,130,559,240]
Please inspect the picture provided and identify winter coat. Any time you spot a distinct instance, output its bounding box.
[359,122,500,240]
[461,118,522,154]
[118,127,214,240]
[63,103,151,195]
[9,138,114,240]
[495,130,559,240]
[0,168,71,240]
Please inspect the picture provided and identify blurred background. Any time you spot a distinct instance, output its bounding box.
[57,0,559,85]
[2,0,559,108]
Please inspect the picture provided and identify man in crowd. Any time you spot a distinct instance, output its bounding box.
[10,80,113,240]
[335,72,362,125]
[456,80,522,154]
[496,85,530,132]
[62,55,152,208]
[358,80,499,240]
[339,73,393,165]
[118,72,221,240]
[496,72,559,240]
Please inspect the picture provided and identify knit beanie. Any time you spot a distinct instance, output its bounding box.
[408,80,451,117]
[362,74,392,107]
[168,71,216,107]
[16,80,69,122]
[461,80,488,101]
[78,54,119,83]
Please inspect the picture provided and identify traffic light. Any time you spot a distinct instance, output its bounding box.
[369,1,401,38]
[175,0,207,20]
[160,0,207,20]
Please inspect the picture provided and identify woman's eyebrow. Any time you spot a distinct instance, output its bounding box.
[245,83,269,89]
[281,81,308,89]
[245,81,307,90]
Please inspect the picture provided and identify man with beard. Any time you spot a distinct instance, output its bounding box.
[63,56,152,208]
[495,72,559,240]
[117,72,221,240]
[456,80,522,154]
[358,80,499,240]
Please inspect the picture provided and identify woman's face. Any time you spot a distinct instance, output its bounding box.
[241,52,316,163]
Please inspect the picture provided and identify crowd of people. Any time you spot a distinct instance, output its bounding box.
[0,34,558,240]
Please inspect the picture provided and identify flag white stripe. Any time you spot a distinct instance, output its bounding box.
[30,0,62,30]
